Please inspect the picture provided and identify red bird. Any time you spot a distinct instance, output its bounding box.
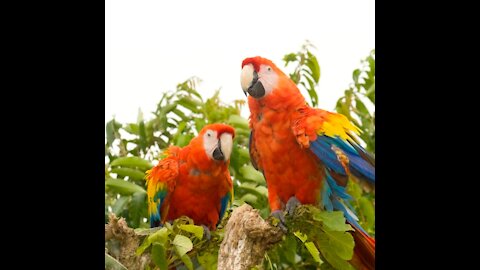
[145,124,235,231]
[241,56,375,269]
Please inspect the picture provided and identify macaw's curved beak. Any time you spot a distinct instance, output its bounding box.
[241,64,266,99]
[212,140,224,161]
[247,72,265,98]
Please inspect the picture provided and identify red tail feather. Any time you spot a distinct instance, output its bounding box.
[349,223,375,270]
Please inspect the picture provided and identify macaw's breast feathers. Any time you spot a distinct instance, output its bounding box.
[145,147,179,228]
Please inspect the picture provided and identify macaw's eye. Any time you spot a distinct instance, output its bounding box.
[267,66,271,71]
[207,132,212,137]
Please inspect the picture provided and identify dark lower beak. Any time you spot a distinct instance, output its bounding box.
[212,140,224,161]
[247,71,265,98]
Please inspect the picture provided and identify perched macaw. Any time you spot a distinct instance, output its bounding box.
[240,56,375,270]
[145,123,235,232]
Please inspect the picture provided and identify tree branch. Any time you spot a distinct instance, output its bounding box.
[218,204,284,270]
[105,213,151,270]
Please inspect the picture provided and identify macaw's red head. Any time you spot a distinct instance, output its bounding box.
[240,56,294,99]
[196,123,235,162]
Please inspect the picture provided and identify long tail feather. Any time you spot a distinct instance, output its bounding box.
[349,222,375,270]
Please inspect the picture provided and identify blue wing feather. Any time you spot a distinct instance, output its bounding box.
[312,136,375,184]
[322,170,369,235]
[218,191,232,226]
[150,189,168,227]
[310,139,346,174]
[311,135,375,236]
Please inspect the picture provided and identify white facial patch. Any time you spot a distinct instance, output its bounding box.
[203,130,218,159]
[240,64,255,92]
[257,64,278,96]
[219,133,233,160]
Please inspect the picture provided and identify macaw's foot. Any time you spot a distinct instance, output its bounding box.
[271,210,287,233]
[286,196,301,217]
[201,225,211,241]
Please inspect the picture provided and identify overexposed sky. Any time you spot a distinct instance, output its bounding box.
[105,0,375,125]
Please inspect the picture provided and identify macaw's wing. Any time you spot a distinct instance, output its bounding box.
[145,155,179,228]
[249,130,261,171]
[293,108,375,235]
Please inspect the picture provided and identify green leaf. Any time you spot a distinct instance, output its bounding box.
[176,134,193,148]
[110,156,153,171]
[320,250,355,270]
[318,230,355,260]
[352,69,361,85]
[138,121,147,152]
[112,197,129,216]
[304,75,319,107]
[227,114,249,130]
[313,211,353,232]
[236,183,268,198]
[173,234,193,257]
[366,82,375,103]
[137,108,144,123]
[157,113,168,131]
[281,235,297,265]
[197,252,218,270]
[110,168,145,181]
[159,103,177,116]
[105,253,128,270]
[179,224,204,240]
[105,178,146,195]
[240,193,258,204]
[368,53,375,78]
[306,51,321,83]
[106,119,120,146]
[177,97,201,113]
[347,180,363,199]
[194,118,206,132]
[179,254,193,270]
[134,227,162,236]
[305,241,323,265]
[151,243,168,270]
[283,53,297,64]
[239,165,265,184]
[123,123,139,135]
[172,108,188,121]
[354,97,370,117]
[136,227,169,255]
[294,231,308,243]
[150,227,170,243]
[128,191,146,228]
[359,197,375,230]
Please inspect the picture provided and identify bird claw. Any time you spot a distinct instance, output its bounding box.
[271,210,287,233]
[201,225,211,241]
[286,196,301,217]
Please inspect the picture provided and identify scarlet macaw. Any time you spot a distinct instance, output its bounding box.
[240,56,375,269]
[145,124,235,233]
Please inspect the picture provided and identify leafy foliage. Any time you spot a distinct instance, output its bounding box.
[135,216,223,270]
[336,50,376,236]
[335,50,375,153]
[283,40,321,107]
[105,43,375,269]
[265,206,355,270]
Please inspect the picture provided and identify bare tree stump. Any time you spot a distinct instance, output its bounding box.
[105,213,151,270]
[218,204,284,270]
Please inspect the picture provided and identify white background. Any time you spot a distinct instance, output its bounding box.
[105,0,375,125]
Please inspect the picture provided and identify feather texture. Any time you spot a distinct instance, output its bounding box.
[145,124,234,229]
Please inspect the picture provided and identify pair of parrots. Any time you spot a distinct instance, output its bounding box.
[145,56,375,269]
